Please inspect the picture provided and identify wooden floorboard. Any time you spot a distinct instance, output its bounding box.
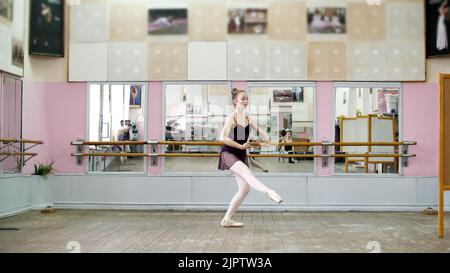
[1,210,450,253]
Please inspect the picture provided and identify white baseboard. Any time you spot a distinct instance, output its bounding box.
[53,202,450,212]
[0,205,32,219]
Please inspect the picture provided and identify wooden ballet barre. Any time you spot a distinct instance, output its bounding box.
[0,138,16,143]
[71,141,147,146]
[70,140,417,147]
[71,153,147,157]
[16,139,44,144]
[0,138,44,144]
[0,152,38,156]
[331,141,417,146]
[71,153,415,158]
[331,153,416,158]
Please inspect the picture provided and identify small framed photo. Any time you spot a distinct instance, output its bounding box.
[307,7,346,34]
[129,85,142,108]
[148,9,187,35]
[292,87,304,102]
[273,89,293,103]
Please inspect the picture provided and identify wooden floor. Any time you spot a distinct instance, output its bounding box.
[1,210,450,253]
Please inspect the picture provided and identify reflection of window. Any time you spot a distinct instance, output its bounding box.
[334,83,401,175]
[0,74,23,174]
[249,84,315,144]
[88,83,147,173]
[164,83,230,173]
[165,83,229,144]
[248,83,315,174]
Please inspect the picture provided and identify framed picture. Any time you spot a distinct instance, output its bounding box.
[130,85,142,108]
[12,38,24,68]
[228,9,245,34]
[29,0,64,57]
[292,87,304,102]
[273,89,293,103]
[0,0,13,23]
[426,0,450,57]
[148,9,187,35]
[307,7,346,34]
[228,8,267,34]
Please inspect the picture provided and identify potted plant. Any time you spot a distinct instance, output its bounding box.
[33,162,55,179]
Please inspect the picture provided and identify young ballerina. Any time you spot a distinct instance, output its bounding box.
[218,88,282,227]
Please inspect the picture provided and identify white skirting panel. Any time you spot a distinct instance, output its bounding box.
[43,174,450,211]
[0,176,31,218]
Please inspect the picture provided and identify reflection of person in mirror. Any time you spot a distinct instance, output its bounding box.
[218,88,282,228]
[437,0,449,51]
[281,130,295,164]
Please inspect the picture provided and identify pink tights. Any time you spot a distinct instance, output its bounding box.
[223,161,271,220]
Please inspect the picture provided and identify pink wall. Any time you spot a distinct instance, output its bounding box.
[147,82,163,175]
[18,80,439,177]
[402,83,439,176]
[22,80,51,173]
[22,80,86,174]
[316,82,334,176]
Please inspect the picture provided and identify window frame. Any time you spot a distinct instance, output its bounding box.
[86,82,149,175]
[332,82,403,176]
[0,72,23,177]
[247,81,317,175]
[162,81,232,176]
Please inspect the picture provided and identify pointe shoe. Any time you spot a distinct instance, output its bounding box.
[267,189,283,204]
[221,218,244,227]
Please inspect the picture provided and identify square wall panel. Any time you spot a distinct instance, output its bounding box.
[227,42,266,80]
[108,42,148,81]
[347,42,386,80]
[110,3,147,42]
[188,42,227,80]
[308,42,346,80]
[148,42,187,80]
[69,43,108,81]
[348,3,385,41]
[386,2,406,41]
[386,42,425,81]
[267,42,306,80]
[188,2,227,41]
[347,42,369,80]
[327,42,347,80]
[404,2,424,41]
[307,42,328,80]
[386,1,423,42]
[347,4,368,41]
[70,3,108,42]
[367,4,386,41]
[268,1,306,41]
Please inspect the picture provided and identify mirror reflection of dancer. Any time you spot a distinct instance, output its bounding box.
[437,0,449,51]
[218,88,282,227]
[249,157,269,172]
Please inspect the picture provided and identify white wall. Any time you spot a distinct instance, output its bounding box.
[0,175,54,219]
[44,174,450,211]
